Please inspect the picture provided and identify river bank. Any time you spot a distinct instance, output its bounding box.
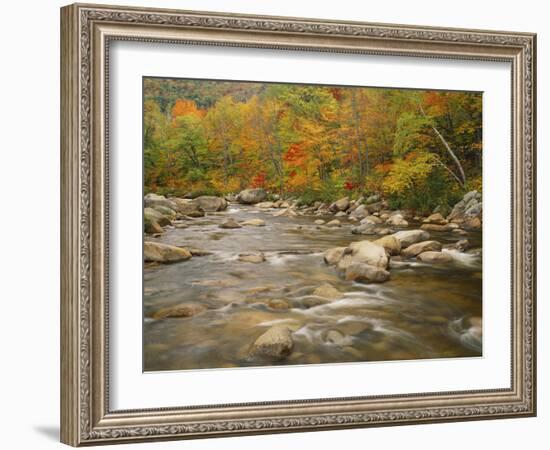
[143,189,482,371]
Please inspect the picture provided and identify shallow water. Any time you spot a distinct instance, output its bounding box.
[144,204,482,371]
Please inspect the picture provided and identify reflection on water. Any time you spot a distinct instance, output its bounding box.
[144,205,482,371]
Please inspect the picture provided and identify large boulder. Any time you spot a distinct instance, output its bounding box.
[392,229,430,247]
[374,235,401,255]
[346,240,388,269]
[151,204,177,219]
[144,242,192,263]
[249,326,294,360]
[329,197,350,213]
[349,204,368,219]
[194,196,228,212]
[144,193,177,210]
[237,188,267,204]
[323,247,346,266]
[401,240,442,258]
[144,207,172,227]
[448,190,482,221]
[345,262,390,283]
[152,303,206,319]
[144,216,163,234]
[171,198,205,217]
[417,251,453,263]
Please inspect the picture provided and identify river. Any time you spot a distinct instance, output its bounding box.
[144,204,482,372]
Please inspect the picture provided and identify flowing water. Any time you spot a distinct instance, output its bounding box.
[144,204,482,371]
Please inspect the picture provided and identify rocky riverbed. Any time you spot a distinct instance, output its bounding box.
[143,189,483,371]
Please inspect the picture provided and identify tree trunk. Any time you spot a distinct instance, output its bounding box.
[419,105,466,186]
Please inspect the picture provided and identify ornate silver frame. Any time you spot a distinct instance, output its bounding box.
[60,3,536,446]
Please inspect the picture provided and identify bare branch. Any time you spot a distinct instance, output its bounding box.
[419,105,466,185]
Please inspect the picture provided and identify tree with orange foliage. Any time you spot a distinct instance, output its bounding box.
[171,98,204,119]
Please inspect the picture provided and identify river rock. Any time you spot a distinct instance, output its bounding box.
[323,247,346,265]
[194,195,228,212]
[345,262,390,283]
[171,198,205,217]
[365,201,386,214]
[448,190,482,221]
[363,215,382,224]
[250,326,294,360]
[323,329,348,346]
[241,218,266,227]
[347,240,389,269]
[144,216,163,234]
[465,201,482,218]
[463,217,482,230]
[329,197,350,212]
[238,252,265,263]
[385,214,408,227]
[152,303,206,319]
[351,224,377,235]
[144,193,178,210]
[451,239,470,252]
[452,228,468,236]
[237,188,267,204]
[144,207,172,227]
[326,219,341,227]
[417,251,453,263]
[144,241,192,263]
[187,248,213,256]
[315,219,326,225]
[336,255,354,273]
[273,208,298,217]
[219,218,242,229]
[267,299,290,310]
[365,194,380,204]
[373,235,401,255]
[401,240,442,258]
[421,223,453,232]
[392,229,430,247]
[151,204,177,219]
[423,213,448,225]
[312,283,342,300]
[256,201,275,209]
[349,204,368,219]
[334,211,347,217]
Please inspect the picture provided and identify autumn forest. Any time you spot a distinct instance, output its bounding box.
[144,78,482,214]
[143,77,484,371]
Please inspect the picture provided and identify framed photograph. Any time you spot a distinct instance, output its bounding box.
[60,3,536,446]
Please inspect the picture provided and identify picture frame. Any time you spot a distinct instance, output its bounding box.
[60,2,536,446]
